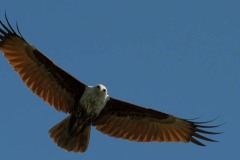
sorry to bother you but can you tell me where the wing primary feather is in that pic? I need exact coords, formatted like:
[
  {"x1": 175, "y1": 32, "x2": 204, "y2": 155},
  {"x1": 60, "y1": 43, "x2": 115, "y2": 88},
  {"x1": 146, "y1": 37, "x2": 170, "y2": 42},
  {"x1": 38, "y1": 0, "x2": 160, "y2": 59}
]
[
  {"x1": 0, "y1": 24, "x2": 8, "y2": 35},
  {"x1": 0, "y1": 26, "x2": 7, "y2": 35},
  {"x1": 16, "y1": 21, "x2": 24, "y2": 39},
  {"x1": 184, "y1": 117, "x2": 201, "y2": 121},
  {"x1": 193, "y1": 133, "x2": 218, "y2": 142},
  {"x1": 195, "y1": 123, "x2": 224, "y2": 128},
  {"x1": 192, "y1": 117, "x2": 221, "y2": 124},
  {"x1": 194, "y1": 123, "x2": 225, "y2": 128},
  {"x1": 195, "y1": 128, "x2": 222, "y2": 135},
  {"x1": 4, "y1": 13, "x2": 16, "y2": 34},
  {"x1": 0, "y1": 20, "x2": 11, "y2": 34},
  {"x1": 191, "y1": 137, "x2": 206, "y2": 146}
]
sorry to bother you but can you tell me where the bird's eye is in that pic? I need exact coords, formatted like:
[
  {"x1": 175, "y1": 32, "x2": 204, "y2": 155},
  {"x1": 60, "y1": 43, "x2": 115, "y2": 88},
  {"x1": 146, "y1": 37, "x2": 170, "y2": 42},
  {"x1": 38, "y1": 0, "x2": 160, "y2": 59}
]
[
  {"x1": 97, "y1": 85, "x2": 101, "y2": 89},
  {"x1": 102, "y1": 89, "x2": 106, "y2": 92}
]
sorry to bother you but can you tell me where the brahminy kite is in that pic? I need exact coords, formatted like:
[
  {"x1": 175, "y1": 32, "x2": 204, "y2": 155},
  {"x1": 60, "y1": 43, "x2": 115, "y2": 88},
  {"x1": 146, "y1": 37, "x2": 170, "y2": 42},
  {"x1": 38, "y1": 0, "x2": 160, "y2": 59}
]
[{"x1": 0, "y1": 16, "x2": 221, "y2": 153}]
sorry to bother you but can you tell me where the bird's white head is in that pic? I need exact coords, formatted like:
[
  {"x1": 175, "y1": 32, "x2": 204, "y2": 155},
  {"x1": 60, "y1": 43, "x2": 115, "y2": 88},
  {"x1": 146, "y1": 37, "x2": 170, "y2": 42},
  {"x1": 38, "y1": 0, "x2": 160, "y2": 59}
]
[
  {"x1": 95, "y1": 84, "x2": 108, "y2": 94},
  {"x1": 85, "y1": 84, "x2": 108, "y2": 98}
]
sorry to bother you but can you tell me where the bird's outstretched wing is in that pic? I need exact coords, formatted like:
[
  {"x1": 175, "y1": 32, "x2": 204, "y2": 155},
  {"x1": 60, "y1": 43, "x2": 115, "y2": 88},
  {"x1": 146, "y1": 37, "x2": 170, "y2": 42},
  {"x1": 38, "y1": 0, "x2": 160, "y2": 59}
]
[
  {"x1": 93, "y1": 98, "x2": 220, "y2": 146},
  {"x1": 0, "y1": 17, "x2": 86, "y2": 113}
]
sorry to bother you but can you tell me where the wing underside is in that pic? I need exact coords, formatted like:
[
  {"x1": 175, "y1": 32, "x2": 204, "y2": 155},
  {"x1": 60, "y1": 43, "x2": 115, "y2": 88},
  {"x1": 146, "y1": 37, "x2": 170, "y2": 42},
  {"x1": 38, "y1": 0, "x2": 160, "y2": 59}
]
[
  {"x1": 93, "y1": 98, "x2": 221, "y2": 146},
  {"x1": 0, "y1": 16, "x2": 86, "y2": 113}
]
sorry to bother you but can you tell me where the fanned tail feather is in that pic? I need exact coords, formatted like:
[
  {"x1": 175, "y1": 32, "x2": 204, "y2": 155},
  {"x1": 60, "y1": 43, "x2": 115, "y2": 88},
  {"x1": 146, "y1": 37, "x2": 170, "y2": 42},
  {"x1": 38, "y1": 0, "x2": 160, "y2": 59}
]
[{"x1": 49, "y1": 115, "x2": 91, "y2": 153}]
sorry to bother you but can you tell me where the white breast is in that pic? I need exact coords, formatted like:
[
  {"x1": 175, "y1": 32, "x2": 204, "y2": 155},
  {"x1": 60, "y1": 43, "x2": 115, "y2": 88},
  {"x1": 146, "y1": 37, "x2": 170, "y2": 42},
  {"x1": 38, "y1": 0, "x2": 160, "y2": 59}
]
[{"x1": 79, "y1": 86, "x2": 109, "y2": 116}]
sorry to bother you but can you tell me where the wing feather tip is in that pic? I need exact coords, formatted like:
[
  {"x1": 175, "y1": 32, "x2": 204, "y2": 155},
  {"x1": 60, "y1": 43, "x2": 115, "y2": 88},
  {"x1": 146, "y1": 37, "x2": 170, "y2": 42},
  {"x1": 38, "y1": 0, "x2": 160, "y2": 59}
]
[
  {"x1": 193, "y1": 133, "x2": 218, "y2": 142},
  {"x1": 191, "y1": 137, "x2": 206, "y2": 146},
  {"x1": 184, "y1": 117, "x2": 222, "y2": 146}
]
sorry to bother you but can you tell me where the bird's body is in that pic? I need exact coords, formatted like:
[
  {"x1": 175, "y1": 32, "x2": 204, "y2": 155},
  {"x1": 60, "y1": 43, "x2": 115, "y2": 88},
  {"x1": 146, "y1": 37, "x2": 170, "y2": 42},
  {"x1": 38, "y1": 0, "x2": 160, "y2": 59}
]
[
  {"x1": 0, "y1": 16, "x2": 221, "y2": 153},
  {"x1": 80, "y1": 85, "x2": 109, "y2": 117},
  {"x1": 49, "y1": 85, "x2": 109, "y2": 152}
]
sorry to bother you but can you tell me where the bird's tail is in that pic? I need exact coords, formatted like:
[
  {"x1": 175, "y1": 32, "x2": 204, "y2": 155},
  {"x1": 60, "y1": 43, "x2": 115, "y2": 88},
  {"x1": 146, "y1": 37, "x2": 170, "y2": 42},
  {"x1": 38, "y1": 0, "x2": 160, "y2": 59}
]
[{"x1": 49, "y1": 115, "x2": 91, "y2": 153}]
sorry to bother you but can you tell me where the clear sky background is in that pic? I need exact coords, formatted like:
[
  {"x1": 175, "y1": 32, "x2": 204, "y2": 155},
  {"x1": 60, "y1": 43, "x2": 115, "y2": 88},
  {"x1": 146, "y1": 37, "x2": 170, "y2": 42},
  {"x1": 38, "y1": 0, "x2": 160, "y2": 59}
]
[{"x1": 0, "y1": 0, "x2": 239, "y2": 160}]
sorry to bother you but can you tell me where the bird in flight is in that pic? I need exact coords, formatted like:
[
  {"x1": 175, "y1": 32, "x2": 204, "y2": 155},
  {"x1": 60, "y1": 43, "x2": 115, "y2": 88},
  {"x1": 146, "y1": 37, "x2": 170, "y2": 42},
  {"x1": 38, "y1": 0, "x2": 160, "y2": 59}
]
[{"x1": 0, "y1": 16, "x2": 221, "y2": 153}]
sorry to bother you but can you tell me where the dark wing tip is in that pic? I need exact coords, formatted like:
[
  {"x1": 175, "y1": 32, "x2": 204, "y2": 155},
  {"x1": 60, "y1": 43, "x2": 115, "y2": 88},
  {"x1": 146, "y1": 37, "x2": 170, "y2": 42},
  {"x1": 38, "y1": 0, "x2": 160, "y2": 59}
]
[
  {"x1": 184, "y1": 116, "x2": 221, "y2": 124},
  {"x1": 0, "y1": 14, "x2": 14, "y2": 40},
  {"x1": 191, "y1": 137, "x2": 206, "y2": 146},
  {"x1": 0, "y1": 13, "x2": 24, "y2": 42},
  {"x1": 195, "y1": 128, "x2": 223, "y2": 135},
  {"x1": 187, "y1": 118, "x2": 223, "y2": 146},
  {"x1": 4, "y1": 12, "x2": 16, "y2": 34},
  {"x1": 195, "y1": 123, "x2": 224, "y2": 128},
  {"x1": 16, "y1": 21, "x2": 24, "y2": 39},
  {"x1": 193, "y1": 133, "x2": 219, "y2": 142},
  {"x1": 0, "y1": 20, "x2": 9, "y2": 36}
]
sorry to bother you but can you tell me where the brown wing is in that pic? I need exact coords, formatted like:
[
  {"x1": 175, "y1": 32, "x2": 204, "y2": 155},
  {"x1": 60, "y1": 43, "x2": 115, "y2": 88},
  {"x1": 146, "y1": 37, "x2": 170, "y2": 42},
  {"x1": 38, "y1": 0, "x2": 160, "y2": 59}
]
[
  {"x1": 0, "y1": 18, "x2": 86, "y2": 113},
  {"x1": 93, "y1": 98, "x2": 220, "y2": 146}
]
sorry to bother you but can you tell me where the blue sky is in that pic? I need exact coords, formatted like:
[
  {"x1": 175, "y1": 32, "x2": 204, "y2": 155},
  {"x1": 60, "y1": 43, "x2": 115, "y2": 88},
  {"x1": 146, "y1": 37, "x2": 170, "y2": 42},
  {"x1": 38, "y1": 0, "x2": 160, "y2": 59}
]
[{"x1": 0, "y1": 0, "x2": 238, "y2": 159}]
